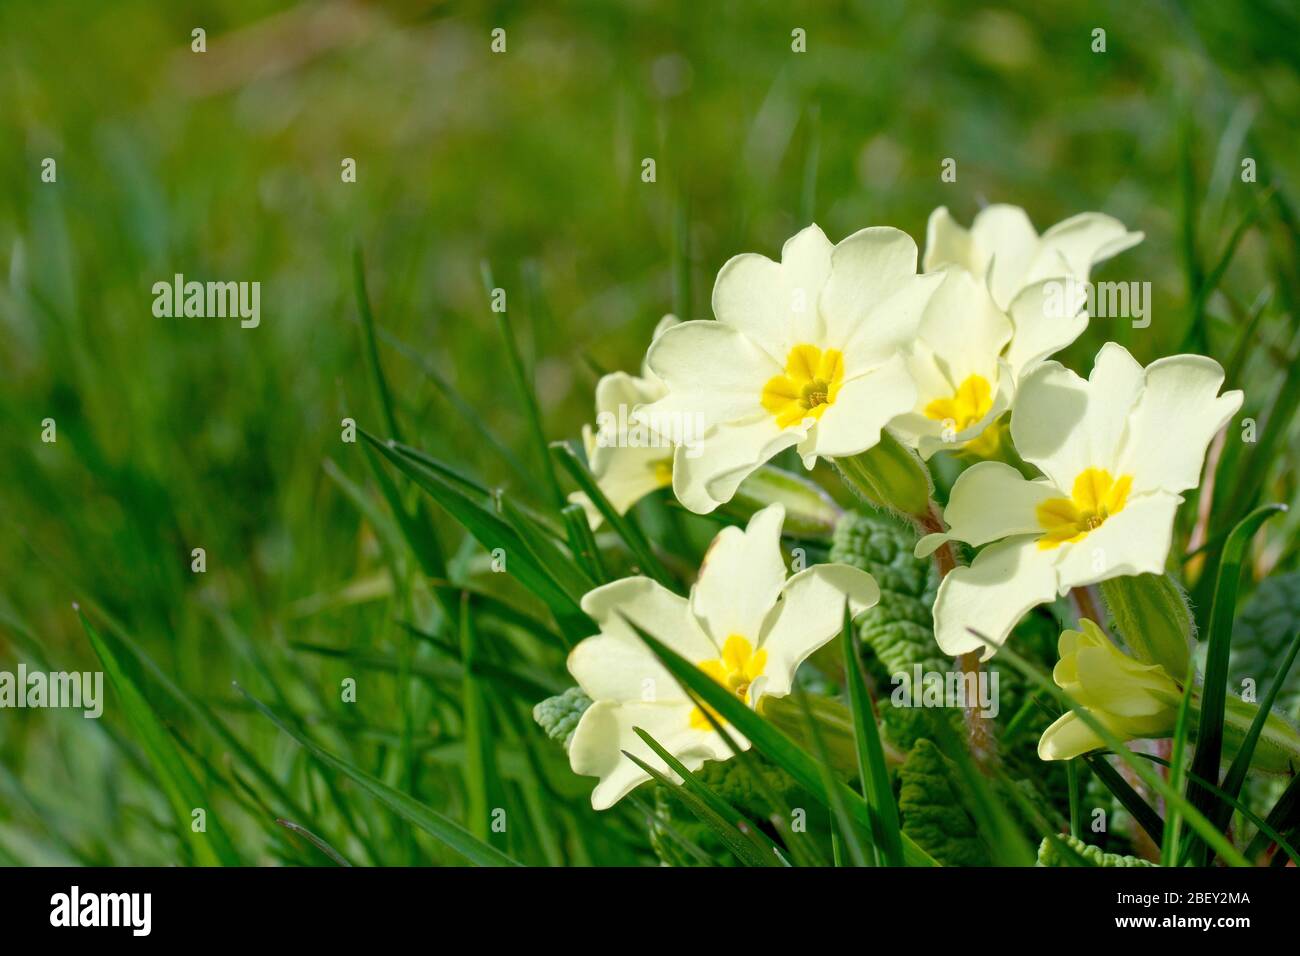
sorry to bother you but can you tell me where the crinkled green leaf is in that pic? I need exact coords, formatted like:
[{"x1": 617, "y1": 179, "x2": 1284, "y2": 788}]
[{"x1": 1037, "y1": 835, "x2": 1156, "y2": 868}]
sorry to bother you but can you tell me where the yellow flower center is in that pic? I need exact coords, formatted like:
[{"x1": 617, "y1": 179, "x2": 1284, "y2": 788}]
[
  {"x1": 761, "y1": 344, "x2": 844, "y2": 428},
  {"x1": 689, "y1": 634, "x2": 767, "y2": 730},
  {"x1": 1036, "y1": 468, "x2": 1133, "y2": 550},
  {"x1": 923, "y1": 374, "x2": 994, "y2": 432},
  {"x1": 651, "y1": 458, "x2": 673, "y2": 486}
]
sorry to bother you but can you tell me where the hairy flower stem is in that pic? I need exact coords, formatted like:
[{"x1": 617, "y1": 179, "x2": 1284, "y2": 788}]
[
  {"x1": 915, "y1": 503, "x2": 995, "y2": 770},
  {"x1": 1071, "y1": 585, "x2": 1106, "y2": 629},
  {"x1": 837, "y1": 443, "x2": 995, "y2": 769}
]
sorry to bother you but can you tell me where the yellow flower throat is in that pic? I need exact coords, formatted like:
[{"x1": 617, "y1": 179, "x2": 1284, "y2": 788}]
[
  {"x1": 761, "y1": 344, "x2": 844, "y2": 428},
  {"x1": 923, "y1": 374, "x2": 993, "y2": 432},
  {"x1": 690, "y1": 635, "x2": 766, "y2": 730},
  {"x1": 1036, "y1": 468, "x2": 1133, "y2": 549}
]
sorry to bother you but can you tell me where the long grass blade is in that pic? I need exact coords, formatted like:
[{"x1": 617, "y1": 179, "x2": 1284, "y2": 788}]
[
  {"x1": 840, "y1": 603, "x2": 903, "y2": 865},
  {"x1": 80, "y1": 609, "x2": 241, "y2": 866},
  {"x1": 1185, "y1": 503, "x2": 1285, "y2": 864},
  {"x1": 236, "y1": 683, "x2": 521, "y2": 866}
]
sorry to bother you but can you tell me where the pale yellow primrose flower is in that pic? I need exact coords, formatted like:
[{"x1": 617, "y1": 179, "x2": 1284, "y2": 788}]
[
  {"x1": 924, "y1": 203, "x2": 1144, "y2": 312},
  {"x1": 887, "y1": 266, "x2": 1014, "y2": 459},
  {"x1": 570, "y1": 316, "x2": 680, "y2": 529},
  {"x1": 1038, "y1": 619, "x2": 1181, "y2": 761},
  {"x1": 922, "y1": 205, "x2": 1142, "y2": 400},
  {"x1": 566, "y1": 503, "x2": 878, "y2": 809},
  {"x1": 920, "y1": 342, "x2": 1242, "y2": 660},
  {"x1": 636, "y1": 224, "x2": 943, "y2": 514}
]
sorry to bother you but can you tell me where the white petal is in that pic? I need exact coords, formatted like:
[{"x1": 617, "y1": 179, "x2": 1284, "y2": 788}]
[
  {"x1": 923, "y1": 206, "x2": 977, "y2": 274},
  {"x1": 585, "y1": 443, "x2": 672, "y2": 519},
  {"x1": 1028, "y1": 212, "x2": 1143, "y2": 285},
  {"x1": 1011, "y1": 343, "x2": 1144, "y2": 489},
  {"x1": 578, "y1": 576, "x2": 716, "y2": 666},
  {"x1": 1117, "y1": 354, "x2": 1243, "y2": 496},
  {"x1": 756, "y1": 564, "x2": 880, "y2": 698},
  {"x1": 801, "y1": 354, "x2": 917, "y2": 461},
  {"x1": 584, "y1": 372, "x2": 673, "y2": 523},
  {"x1": 969, "y1": 204, "x2": 1039, "y2": 308},
  {"x1": 916, "y1": 267, "x2": 1012, "y2": 380},
  {"x1": 569, "y1": 700, "x2": 733, "y2": 809},
  {"x1": 710, "y1": 225, "x2": 832, "y2": 361},
  {"x1": 938, "y1": 461, "x2": 1063, "y2": 547},
  {"x1": 593, "y1": 370, "x2": 665, "y2": 418},
  {"x1": 567, "y1": 633, "x2": 679, "y2": 704},
  {"x1": 820, "y1": 227, "x2": 927, "y2": 348},
  {"x1": 671, "y1": 417, "x2": 803, "y2": 514},
  {"x1": 1052, "y1": 492, "x2": 1181, "y2": 589},
  {"x1": 642, "y1": 320, "x2": 780, "y2": 426},
  {"x1": 640, "y1": 314, "x2": 682, "y2": 383},
  {"x1": 690, "y1": 504, "x2": 788, "y2": 644},
  {"x1": 839, "y1": 273, "x2": 944, "y2": 370},
  {"x1": 932, "y1": 536, "x2": 1060, "y2": 659},
  {"x1": 1004, "y1": 279, "x2": 1089, "y2": 379}
]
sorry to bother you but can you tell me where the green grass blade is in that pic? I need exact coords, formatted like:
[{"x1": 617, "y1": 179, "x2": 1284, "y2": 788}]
[
  {"x1": 562, "y1": 502, "x2": 609, "y2": 584},
  {"x1": 353, "y1": 244, "x2": 403, "y2": 441},
  {"x1": 551, "y1": 440, "x2": 676, "y2": 589},
  {"x1": 481, "y1": 259, "x2": 565, "y2": 508},
  {"x1": 459, "y1": 593, "x2": 508, "y2": 848},
  {"x1": 495, "y1": 489, "x2": 596, "y2": 600},
  {"x1": 80, "y1": 609, "x2": 241, "y2": 866},
  {"x1": 1244, "y1": 772, "x2": 1300, "y2": 863},
  {"x1": 371, "y1": 321, "x2": 532, "y2": 481},
  {"x1": 792, "y1": 682, "x2": 870, "y2": 866},
  {"x1": 362, "y1": 430, "x2": 594, "y2": 636},
  {"x1": 1137, "y1": 757, "x2": 1300, "y2": 867},
  {"x1": 1185, "y1": 503, "x2": 1286, "y2": 864},
  {"x1": 632, "y1": 727, "x2": 783, "y2": 865},
  {"x1": 624, "y1": 614, "x2": 938, "y2": 866},
  {"x1": 1162, "y1": 655, "x2": 1197, "y2": 866},
  {"x1": 1179, "y1": 189, "x2": 1272, "y2": 352},
  {"x1": 1082, "y1": 754, "x2": 1165, "y2": 847},
  {"x1": 276, "y1": 819, "x2": 354, "y2": 866},
  {"x1": 840, "y1": 603, "x2": 903, "y2": 866},
  {"x1": 236, "y1": 682, "x2": 522, "y2": 866},
  {"x1": 1066, "y1": 760, "x2": 1081, "y2": 840},
  {"x1": 1212, "y1": 629, "x2": 1300, "y2": 836},
  {"x1": 622, "y1": 753, "x2": 773, "y2": 866}
]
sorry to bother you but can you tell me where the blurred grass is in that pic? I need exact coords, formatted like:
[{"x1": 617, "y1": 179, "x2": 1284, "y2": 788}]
[{"x1": 1, "y1": 0, "x2": 1299, "y2": 864}]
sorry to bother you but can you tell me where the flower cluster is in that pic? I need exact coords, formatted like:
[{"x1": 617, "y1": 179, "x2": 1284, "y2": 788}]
[{"x1": 564, "y1": 202, "x2": 1246, "y2": 807}]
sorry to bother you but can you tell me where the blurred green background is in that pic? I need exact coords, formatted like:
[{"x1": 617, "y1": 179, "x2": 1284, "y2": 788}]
[{"x1": 2, "y1": 0, "x2": 1298, "y2": 865}]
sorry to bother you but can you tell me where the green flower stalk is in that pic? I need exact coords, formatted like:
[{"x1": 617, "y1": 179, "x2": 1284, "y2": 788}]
[
  {"x1": 1214, "y1": 693, "x2": 1300, "y2": 775},
  {"x1": 724, "y1": 464, "x2": 843, "y2": 538},
  {"x1": 834, "y1": 431, "x2": 933, "y2": 520}
]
